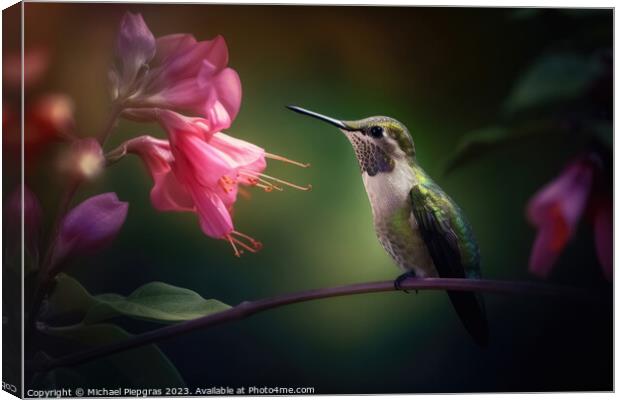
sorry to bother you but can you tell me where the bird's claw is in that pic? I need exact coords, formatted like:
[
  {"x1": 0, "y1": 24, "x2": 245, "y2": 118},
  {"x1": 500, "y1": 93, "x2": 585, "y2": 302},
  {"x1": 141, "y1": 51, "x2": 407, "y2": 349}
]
[{"x1": 394, "y1": 272, "x2": 417, "y2": 294}]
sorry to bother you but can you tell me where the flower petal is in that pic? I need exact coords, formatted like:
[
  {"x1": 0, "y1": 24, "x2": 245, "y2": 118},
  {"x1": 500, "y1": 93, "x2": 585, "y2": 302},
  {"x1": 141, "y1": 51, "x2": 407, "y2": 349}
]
[
  {"x1": 190, "y1": 185, "x2": 234, "y2": 239},
  {"x1": 116, "y1": 12, "x2": 155, "y2": 93},
  {"x1": 145, "y1": 39, "x2": 215, "y2": 94},
  {"x1": 155, "y1": 78, "x2": 205, "y2": 112},
  {"x1": 156, "y1": 109, "x2": 214, "y2": 140},
  {"x1": 196, "y1": 35, "x2": 229, "y2": 76},
  {"x1": 172, "y1": 132, "x2": 234, "y2": 188},
  {"x1": 151, "y1": 170, "x2": 195, "y2": 212},
  {"x1": 152, "y1": 33, "x2": 197, "y2": 67},
  {"x1": 529, "y1": 204, "x2": 571, "y2": 278},
  {"x1": 121, "y1": 135, "x2": 194, "y2": 212},
  {"x1": 209, "y1": 132, "x2": 266, "y2": 184},
  {"x1": 201, "y1": 67, "x2": 242, "y2": 130},
  {"x1": 526, "y1": 158, "x2": 594, "y2": 277},
  {"x1": 527, "y1": 160, "x2": 593, "y2": 229},
  {"x1": 125, "y1": 135, "x2": 173, "y2": 178}
]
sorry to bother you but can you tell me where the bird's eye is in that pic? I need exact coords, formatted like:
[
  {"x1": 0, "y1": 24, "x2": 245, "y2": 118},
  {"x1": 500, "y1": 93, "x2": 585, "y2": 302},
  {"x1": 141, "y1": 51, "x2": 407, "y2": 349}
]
[{"x1": 370, "y1": 126, "x2": 383, "y2": 138}]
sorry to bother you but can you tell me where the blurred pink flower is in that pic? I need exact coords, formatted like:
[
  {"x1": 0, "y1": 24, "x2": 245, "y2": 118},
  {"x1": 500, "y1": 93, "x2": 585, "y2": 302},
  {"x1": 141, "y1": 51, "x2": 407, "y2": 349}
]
[
  {"x1": 5, "y1": 185, "x2": 43, "y2": 255},
  {"x1": 3, "y1": 47, "x2": 75, "y2": 164},
  {"x1": 592, "y1": 195, "x2": 612, "y2": 280},
  {"x1": 526, "y1": 155, "x2": 611, "y2": 280},
  {"x1": 60, "y1": 138, "x2": 105, "y2": 180},
  {"x1": 29, "y1": 94, "x2": 76, "y2": 141},
  {"x1": 111, "y1": 12, "x2": 241, "y2": 132},
  {"x1": 51, "y1": 193, "x2": 129, "y2": 270},
  {"x1": 3, "y1": 48, "x2": 49, "y2": 90}
]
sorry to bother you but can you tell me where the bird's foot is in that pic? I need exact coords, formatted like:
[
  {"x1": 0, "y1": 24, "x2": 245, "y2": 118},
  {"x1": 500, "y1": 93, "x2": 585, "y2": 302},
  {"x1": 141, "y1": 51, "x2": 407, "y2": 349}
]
[{"x1": 394, "y1": 271, "x2": 418, "y2": 294}]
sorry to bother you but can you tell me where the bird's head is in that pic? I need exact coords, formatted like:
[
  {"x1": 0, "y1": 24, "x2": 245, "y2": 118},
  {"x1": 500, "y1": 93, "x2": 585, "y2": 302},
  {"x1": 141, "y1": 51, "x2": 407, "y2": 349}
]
[{"x1": 287, "y1": 106, "x2": 415, "y2": 176}]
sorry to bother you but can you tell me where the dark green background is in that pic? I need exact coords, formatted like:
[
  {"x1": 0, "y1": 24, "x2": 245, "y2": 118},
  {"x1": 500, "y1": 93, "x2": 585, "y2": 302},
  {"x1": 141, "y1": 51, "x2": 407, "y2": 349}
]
[{"x1": 22, "y1": 4, "x2": 612, "y2": 393}]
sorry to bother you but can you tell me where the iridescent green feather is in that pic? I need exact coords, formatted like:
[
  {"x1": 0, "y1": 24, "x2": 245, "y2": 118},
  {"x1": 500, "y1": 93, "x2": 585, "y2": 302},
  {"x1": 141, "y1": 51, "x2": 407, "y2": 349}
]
[
  {"x1": 410, "y1": 166, "x2": 481, "y2": 278},
  {"x1": 410, "y1": 165, "x2": 487, "y2": 345}
]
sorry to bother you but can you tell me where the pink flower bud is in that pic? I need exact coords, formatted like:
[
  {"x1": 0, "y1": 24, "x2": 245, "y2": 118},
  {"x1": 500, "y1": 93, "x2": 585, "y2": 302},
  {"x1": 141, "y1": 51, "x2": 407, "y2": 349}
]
[
  {"x1": 60, "y1": 138, "x2": 105, "y2": 180},
  {"x1": 51, "y1": 193, "x2": 128, "y2": 270},
  {"x1": 30, "y1": 94, "x2": 75, "y2": 140},
  {"x1": 3, "y1": 48, "x2": 49, "y2": 91}
]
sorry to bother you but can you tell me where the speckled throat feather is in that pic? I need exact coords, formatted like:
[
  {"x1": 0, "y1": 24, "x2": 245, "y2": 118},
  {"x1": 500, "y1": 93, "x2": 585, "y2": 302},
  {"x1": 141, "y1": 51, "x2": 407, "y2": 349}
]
[{"x1": 346, "y1": 134, "x2": 395, "y2": 176}]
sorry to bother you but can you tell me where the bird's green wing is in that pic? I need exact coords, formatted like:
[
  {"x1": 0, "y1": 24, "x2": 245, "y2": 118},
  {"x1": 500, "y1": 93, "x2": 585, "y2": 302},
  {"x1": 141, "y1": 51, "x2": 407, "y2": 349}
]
[
  {"x1": 409, "y1": 184, "x2": 468, "y2": 278},
  {"x1": 409, "y1": 179, "x2": 481, "y2": 276},
  {"x1": 409, "y1": 184, "x2": 488, "y2": 345}
]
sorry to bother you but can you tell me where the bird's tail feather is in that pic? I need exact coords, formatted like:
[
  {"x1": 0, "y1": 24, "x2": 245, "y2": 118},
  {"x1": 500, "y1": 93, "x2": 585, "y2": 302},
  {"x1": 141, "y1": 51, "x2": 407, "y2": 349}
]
[{"x1": 447, "y1": 290, "x2": 489, "y2": 347}]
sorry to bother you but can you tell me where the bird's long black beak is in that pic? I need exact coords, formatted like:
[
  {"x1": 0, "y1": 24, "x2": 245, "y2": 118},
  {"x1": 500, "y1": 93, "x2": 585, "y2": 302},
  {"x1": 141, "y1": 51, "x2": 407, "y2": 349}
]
[{"x1": 287, "y1": 105, "x2": 353, "y2": 131}]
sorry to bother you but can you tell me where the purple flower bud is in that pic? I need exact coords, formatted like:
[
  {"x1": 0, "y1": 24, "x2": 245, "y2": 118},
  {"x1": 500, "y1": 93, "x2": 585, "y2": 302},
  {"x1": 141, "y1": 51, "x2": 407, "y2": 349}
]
[
  {"x1": 112, "y1": 12, "x2": 156, "y2": 99},
  {"x1": 51, "y1": 193, "x2": 128, "y2": 270},
  {"x1": 4, "y1": 185, "x2": 43, "y2": 254}
]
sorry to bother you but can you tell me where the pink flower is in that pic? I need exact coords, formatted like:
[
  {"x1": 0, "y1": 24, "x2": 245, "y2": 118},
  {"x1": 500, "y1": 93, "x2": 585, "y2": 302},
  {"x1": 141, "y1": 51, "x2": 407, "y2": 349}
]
[
  {"x1": 111, "y1": 13, "x2": 241, "y2": 132},
  {"x1": 526, "y1": 154, "x2": 611, "y2": 280},
  {"x1": 115, "y1": 110, "x2": 310, "y2": 256},
  {"x1": 51, "y1": 193, "x2": 129, "y2": 271},
  {"x1": 108, "y1": 13, "x2": 310, "y2": 256}
]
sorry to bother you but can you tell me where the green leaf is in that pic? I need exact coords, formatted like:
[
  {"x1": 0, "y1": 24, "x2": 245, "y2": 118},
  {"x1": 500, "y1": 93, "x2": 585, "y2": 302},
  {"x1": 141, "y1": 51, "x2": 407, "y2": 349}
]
[
  {"x1": 504, "y1": 53, "x2": 602, "y2": 114},
  {"x1": 443, "y1": 126, "x2": 512, "y2": 174},
  {"x1": 85, "y1": 282, "x2": 231, "y2": 324},
  {"x1": 443, "y1": 121, "x2": 563, "y2": 174},
  {"x1": 46, "y1": 274, "x2": 230, "y2": 325},
  {"x1": 44, "y1": 274, "x2": 96, "y2": 322},
  {"x1": 42, "y1": 323, "x2": 185, "y2": 388}
]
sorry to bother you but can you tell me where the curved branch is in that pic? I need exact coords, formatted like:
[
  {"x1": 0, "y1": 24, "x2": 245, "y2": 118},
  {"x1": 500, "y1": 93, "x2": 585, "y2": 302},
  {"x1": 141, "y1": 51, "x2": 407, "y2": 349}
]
[{"x1": 28, "y1": 278, "x2": 602, "y2": 373}]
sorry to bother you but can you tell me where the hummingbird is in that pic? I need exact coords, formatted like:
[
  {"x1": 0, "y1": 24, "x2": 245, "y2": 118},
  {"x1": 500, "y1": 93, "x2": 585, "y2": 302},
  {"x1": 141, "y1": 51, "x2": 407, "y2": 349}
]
[{"x1": 288, "y1": 105, "x2": 488, "y2": 346}]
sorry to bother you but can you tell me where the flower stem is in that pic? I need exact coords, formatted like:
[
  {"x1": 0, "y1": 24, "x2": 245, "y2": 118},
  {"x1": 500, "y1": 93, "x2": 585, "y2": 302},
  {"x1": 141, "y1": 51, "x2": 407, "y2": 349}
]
[
  {"x1": 28, "y1": 102, "x2": 124, "y2": 329},
  {"x1": 27, "y1": 177, "x2": 81, "y2": 329},
  {"x1": 97, "y1": 102, "x2": 123, "y2": 146},
  {"x1": 27, "y1": 277, "x2": 603, "y2": 373}
]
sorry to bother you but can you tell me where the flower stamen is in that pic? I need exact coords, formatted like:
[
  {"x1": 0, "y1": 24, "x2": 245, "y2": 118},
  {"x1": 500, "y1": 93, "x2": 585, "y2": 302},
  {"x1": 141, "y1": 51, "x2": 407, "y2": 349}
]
[
  {"x1": 226, "y1": 234, "x2": 242, "y2": 257},
  {"x1": 240, "y1": 171, "x2": 282, "y2": 192},
  {"x1": 241, "y1": 170, "x2": 311, "y2": 192},
  {"x1": 254, "y1": 176, "x2": 284, "y2": 191},
  {"x1": 226, "y1": 230, "x2": 262, "y2": 257},
  {"x1": 219, "y1": 175, "x2": 237, "y2": 193},
  {"x1": 265, "y1": 152, "x2": 310, "y2": 168}
]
